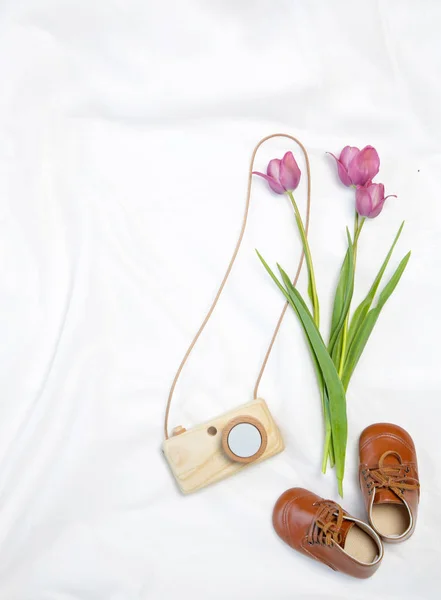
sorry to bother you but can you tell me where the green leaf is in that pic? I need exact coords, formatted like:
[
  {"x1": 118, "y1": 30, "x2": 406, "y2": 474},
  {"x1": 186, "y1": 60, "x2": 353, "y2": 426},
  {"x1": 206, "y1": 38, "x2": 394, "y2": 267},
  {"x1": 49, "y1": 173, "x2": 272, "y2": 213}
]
[
  {"x1": 276, "y1": 264, "x2": 347, "y2": 496},
  {"x1": 278, "y1": 268, "x2": 331, "y2": 472},
  {"x1": 257, "y1": 250, "x2": 347, "y2": 493},
  {"x1": 346, "y1": 222, "x2": 405, "y2": 352},
  {"x1": 341, "y1": 251, "x2": 411, "y2": 390},
  {"x1": 329, "y1": 252, "x2": 349, "y2": 354},
  {"x1": 331, "y1": 333, "x2": 344, "y2": 371},
  {"x1": 255, "y1": 251, "x2": 321, "y2": 385},
  {"x1": 256, "y1": 250, "x2": 292, "y2": 300},
  {"x1": 287, "y1": 192, "x2": 320, "y2": 326},
  {"x1": 328, "y1": 229, "x2": 354, "y2": 360},
  {"x1": 322, "y1": 387, "x2": 335, "y2": 470}
]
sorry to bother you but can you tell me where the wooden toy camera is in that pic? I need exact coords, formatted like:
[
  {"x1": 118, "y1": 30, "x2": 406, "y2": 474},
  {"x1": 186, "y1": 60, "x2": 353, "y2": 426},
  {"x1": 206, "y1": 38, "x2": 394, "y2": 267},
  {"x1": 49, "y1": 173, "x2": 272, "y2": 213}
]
[{"x1": 163, "y1": 398, "x2": 284, "y2": 494}]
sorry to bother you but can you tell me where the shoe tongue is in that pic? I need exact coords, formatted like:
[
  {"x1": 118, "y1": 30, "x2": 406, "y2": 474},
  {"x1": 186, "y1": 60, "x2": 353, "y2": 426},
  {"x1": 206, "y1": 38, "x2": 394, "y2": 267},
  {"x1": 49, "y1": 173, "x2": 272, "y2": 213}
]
[
  {"x1": 374, "y1": 489, "x2": 403, "y2": 506},
  {"x1": 339, "y1": 519, "x2": 355, "y2": 548}
]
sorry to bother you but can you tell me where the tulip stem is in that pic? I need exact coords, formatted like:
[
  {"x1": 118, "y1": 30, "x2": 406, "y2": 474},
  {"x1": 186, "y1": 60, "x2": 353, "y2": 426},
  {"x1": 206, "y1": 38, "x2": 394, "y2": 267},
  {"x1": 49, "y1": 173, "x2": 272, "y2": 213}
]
[
  {"x1": 338, "y1": 214, "x2": 365, "y2": 377},
  {"x1": 287, "y1": 192, "x2": 320, "y2": 328}
]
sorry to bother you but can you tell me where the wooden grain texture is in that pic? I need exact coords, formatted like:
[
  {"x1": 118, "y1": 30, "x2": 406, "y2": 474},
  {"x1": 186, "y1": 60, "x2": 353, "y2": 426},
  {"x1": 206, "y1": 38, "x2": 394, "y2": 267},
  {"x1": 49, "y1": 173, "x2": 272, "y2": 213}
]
[{"x1": 163, "y1": 398, "x2": 284, "y2": 494}]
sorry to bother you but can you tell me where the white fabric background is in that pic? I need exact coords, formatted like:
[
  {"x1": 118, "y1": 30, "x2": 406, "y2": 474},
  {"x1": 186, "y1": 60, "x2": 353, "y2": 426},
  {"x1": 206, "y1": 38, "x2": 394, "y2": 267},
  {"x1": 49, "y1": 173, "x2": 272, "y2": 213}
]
[{"x1": 0, "y1": 0, "x2": 440, "y2": 598}]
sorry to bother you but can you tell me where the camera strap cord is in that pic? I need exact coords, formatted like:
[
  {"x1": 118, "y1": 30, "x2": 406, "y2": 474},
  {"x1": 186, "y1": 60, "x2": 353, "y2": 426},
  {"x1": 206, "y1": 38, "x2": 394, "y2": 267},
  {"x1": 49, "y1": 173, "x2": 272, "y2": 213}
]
[{"x1": 164, "y1": 134, "x2": 312, "y2": 440}]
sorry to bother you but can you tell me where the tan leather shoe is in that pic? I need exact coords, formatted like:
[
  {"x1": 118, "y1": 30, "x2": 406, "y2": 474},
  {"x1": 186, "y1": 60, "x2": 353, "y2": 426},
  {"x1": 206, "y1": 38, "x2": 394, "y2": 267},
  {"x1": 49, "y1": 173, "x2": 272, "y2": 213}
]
[
  {"x1": 273, "y1": 488, "x2": 383, "y2": 579},
  {"x1": 359, "y1": 423, "x2": 420, "y2": 543}
]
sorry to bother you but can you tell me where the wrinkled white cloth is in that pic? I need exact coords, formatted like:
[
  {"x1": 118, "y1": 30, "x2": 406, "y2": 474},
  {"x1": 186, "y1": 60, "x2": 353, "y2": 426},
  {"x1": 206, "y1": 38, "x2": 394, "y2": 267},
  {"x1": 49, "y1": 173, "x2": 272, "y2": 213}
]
[{"x1": 0, "y1": 1, "x2": 439, "y2": 598}]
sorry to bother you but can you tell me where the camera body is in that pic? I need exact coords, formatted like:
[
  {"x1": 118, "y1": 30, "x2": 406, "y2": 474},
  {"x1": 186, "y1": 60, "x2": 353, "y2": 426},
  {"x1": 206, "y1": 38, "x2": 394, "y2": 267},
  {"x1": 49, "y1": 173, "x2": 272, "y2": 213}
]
[{"x1": 163, "y1": 398, "x2": 284, "y2": 494}]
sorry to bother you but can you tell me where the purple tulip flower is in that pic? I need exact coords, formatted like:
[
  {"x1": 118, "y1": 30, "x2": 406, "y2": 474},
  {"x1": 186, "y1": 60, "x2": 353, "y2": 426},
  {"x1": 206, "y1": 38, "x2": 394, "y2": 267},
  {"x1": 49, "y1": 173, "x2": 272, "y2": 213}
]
[
  {"x1": 356, "y1": 183, "x2": 396, "y2": 218},
  {"x1": 253, "y1": 151, "x2": 301, "y2": 194},
  {"x1": 330, "y1": 145, "x2": 380, "y2": 187}
]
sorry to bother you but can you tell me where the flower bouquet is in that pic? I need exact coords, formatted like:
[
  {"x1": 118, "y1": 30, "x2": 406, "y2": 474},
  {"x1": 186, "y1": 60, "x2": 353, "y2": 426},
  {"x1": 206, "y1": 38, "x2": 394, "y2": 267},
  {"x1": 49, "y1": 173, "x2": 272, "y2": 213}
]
[{"x1": 254, "y1": 145, "x2": 410, "y2": 495}]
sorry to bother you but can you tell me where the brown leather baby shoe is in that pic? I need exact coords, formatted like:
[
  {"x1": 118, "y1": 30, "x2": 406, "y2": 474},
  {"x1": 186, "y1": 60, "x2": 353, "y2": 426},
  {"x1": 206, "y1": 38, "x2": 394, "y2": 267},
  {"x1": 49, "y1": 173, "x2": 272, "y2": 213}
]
[
  {"x1": 273, "y1": 488, "x2": 383, "y2": 578},
  {"x1": 359, "y1": 423, "x2": 420, "y2": 543}
]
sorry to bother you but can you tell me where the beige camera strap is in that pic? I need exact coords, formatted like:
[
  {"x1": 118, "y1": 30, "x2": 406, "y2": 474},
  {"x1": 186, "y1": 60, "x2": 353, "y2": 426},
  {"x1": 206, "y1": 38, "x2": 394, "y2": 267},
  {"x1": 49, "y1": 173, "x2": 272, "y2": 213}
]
[{"x1": 164, "y1": 133, "x2": 311, "y2": 440}]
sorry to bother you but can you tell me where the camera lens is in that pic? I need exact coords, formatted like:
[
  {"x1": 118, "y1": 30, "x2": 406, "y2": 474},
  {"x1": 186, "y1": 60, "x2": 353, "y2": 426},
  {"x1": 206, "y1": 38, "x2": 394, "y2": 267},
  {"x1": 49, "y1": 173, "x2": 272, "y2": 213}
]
[
  {"x1": 222, "y1": 416, "x2": 268, "y2": 463},
  {"x1": 228, "y1": 423, "x2": 262, "y2": 458}
]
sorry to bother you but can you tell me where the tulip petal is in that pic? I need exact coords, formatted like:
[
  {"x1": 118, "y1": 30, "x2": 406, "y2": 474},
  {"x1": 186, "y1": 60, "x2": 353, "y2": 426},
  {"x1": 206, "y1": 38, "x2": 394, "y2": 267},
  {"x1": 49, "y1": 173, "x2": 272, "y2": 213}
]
[
  {"x1": 368, "y1": 200, "x2": 386, "y2": 218},
  {"x1": 279, "y1": 151, "x2": 301, "y2": 191},
  {"x1": 356, "y1": 183, "x2": 391, "y2": 218},
  {"x1": 369, "y1": 192, "x2": 396, "y2": 218},
  {"x1": 349, "y1": 145, "x2": 380, "y2": 187},
  {"x1": 355, "y1": 186, "x2": 373, "y2": 217},
  {"x1": 329, "y1": 153, "x2": 352, "y2": 187},
  {"x1": 369, "y1": 183, "x2": 384, "y2": 211},
  {"x1": 336, "y1": 161, "x2": 352, "y2": 187},
  {"x1": 267, "y1": 158, "x2": 281, "y2": 181},
  {"x1": 252, "y1": 171, "x2": 285, "y2": 194},
  {"x1": 339, "y1": 146, "x2": 360, "y2": 170}
]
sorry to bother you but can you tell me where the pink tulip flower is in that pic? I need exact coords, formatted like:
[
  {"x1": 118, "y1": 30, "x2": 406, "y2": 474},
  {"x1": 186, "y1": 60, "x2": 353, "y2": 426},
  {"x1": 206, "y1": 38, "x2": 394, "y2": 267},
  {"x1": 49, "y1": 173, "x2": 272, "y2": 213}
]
[
  {"x1": 253, "y1": 151, "x2": 301, "y2": 194},
  {"x1": 330, "y1": 145, "x2": 380, "y2": 187},
  {"x1": 355, "y1": 183, "x2": 396, "y2": 218}
]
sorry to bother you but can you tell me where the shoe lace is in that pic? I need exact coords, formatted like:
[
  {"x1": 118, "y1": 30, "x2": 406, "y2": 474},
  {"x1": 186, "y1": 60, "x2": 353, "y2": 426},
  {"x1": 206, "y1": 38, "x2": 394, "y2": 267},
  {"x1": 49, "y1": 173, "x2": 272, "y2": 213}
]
[
  {"x1": 361, "y1": 451, "x2": 420, "y2": 499},
  {"x1": 307, "y1": 500, "x2": 345, "y2": 547}
]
